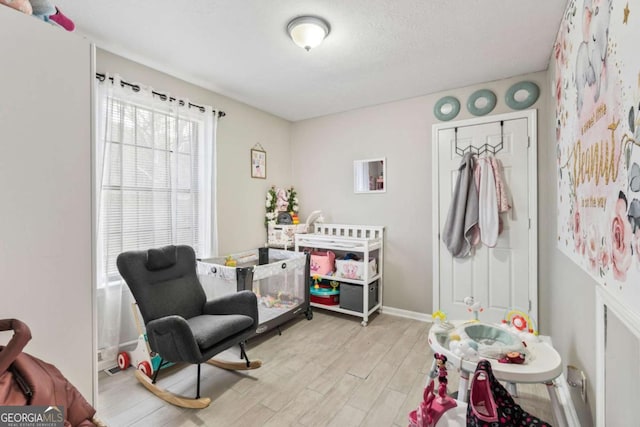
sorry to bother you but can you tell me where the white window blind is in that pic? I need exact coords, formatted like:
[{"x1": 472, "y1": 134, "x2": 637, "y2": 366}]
[{"x1": 100, "y1": 98, "x2": 203, "y2": 281}]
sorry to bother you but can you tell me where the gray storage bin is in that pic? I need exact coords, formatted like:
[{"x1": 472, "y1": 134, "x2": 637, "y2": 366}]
[{"x1": 339, "y1": 281, "x2": 378, "y2": 313}]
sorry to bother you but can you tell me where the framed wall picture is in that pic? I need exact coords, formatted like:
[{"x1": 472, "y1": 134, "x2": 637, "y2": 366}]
[{"x1": 251, "y1": 148, "x2": 266, "y2": 179}]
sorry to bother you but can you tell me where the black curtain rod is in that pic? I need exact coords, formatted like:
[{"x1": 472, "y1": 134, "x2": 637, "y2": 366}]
[{"x1": 95, "y1": 73, "x2": 226, "y2": 118}]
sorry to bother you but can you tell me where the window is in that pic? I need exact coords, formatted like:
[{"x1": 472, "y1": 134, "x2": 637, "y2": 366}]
[
  {"x1": 94, "y1": 74, "x2": 217, "y2": 363},
  {"x1": 99, "y1": 98, "x2": 205, "y2": 283}
]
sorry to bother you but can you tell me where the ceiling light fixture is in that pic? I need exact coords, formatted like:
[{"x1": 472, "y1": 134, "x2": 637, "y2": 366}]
[{"x1": 287, "y1": 16, "x2": 330, "y2": 51}]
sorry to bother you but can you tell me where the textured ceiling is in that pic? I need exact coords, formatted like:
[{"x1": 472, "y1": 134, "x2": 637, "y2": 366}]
[{"x1": 54, "y1": 0, "x2": 568, "y2": 121}]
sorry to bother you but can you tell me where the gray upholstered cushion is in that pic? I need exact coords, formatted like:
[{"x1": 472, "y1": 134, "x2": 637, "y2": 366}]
[
  {"x1": 187, "y1": 314, "x2": 254, "y2": 350},
  {"x1": 117, "y1": 245, "x2": 206, "y2": 322},
  {"x1": 143, "y1": 276, "x2": 204, "y2": 320},
  {"x1": 146, "y1": 245, "x2": 177, "y2": 271}
]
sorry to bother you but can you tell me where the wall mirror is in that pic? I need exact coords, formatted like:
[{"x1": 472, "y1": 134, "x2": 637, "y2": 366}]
[{"x1": 354, "y1": 158, "x2": 386, "y2": 193}]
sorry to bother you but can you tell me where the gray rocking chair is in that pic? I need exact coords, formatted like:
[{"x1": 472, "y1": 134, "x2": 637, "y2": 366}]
[{"x1": 116, "y1": 245, "x2": 262, "y2": 408}]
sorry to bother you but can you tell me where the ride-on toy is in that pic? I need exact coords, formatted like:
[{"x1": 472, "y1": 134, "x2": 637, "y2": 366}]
[{"x1": 116, "y1": 303, "x2": 172, "y2": 377}]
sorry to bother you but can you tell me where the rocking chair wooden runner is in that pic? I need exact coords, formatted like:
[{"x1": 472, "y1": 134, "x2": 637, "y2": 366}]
[{"x1": 116, "y1": 245, "x2": 262, "y2": 409}]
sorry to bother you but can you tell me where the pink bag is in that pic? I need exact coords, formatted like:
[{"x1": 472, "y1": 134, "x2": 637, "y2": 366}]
[
  {"x1": 467, "y1": 360, "x2": 552, "y2": 427},
  {"x1": 310, "y1": 250, "x2": 335, "y2": 275}
]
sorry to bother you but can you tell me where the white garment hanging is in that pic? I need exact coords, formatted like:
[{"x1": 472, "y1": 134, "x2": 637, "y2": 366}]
[{"x1": 478, "y1": 158, "x2": 499, "y2": 247}]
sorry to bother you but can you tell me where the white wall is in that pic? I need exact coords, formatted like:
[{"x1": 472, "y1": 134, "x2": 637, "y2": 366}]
[
  {"x1": 0, "y1": 7, "x2": 94, "y2": 402},
  {"x1": 291, "y1": 71, "x2": 548, "y2": 315}
]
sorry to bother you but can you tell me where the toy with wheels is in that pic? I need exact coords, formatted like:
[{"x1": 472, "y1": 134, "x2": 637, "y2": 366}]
[
  {"x1": 116, "y1": 304, "x2": 172, "y2": 377},
  {"x1": 117, "y1": 333, "x2": 163, "y2": 377}
]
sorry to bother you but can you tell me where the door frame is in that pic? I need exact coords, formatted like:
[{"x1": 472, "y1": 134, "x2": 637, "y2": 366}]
[{"x1": 431, "y1": 109, "x2": 538, "y2": 321}]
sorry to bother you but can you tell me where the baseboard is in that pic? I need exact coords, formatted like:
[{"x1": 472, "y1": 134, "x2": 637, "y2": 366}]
[
  {"x1": 381, "y1": 305, "x2": 432, "y2": 322},
  {"x1": 97, "y1": 338, "x2": 137, "y2": 372},
  {"x1": 97, "y1": 358, "x2": 117, "y2": 372}
]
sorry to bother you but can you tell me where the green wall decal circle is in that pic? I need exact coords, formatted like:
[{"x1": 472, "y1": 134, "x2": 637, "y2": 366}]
[
  {"x1": 505, "y1": 81, "x2": 540, "y2": 110},
  {"x1": 467, "y1": 89, "x2": 497, "y2": 116},
  {"x1": 433, "y1": 96, "x2": 460, "y2": 121}
]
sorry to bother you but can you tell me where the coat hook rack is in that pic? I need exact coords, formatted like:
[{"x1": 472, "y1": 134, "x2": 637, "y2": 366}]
[{"x1": 454, "y1": 121, "x2": 504, "y2": 157}]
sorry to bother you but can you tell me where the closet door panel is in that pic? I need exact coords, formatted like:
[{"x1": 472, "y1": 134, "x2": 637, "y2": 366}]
[
  {"x1": 488, "y1": 247, "x2": 513, "y2": 308},
  {"x1": 451, "y1": 257, "x2": 473, "y2": 302},
  {"x1": 435, "y1": 115, "x2": 533, "y2": 323}
]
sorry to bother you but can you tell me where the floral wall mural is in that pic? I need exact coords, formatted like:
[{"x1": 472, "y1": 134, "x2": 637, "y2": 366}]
[{"x1": 556, "y1": 0, "x2": 640, "y2": 305}]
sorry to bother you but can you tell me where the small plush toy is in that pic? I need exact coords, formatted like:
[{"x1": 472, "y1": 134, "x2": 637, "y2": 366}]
[
  {"x1": 28, "y1": 0, "x2": 54, "y2": 18},
  {"x1": 448, "y1": 339, "x2": 479, "y2": 360},
  {"x1": 463, "y1": 296, "x2": 484, "y2": 321},
  {"x1": 0, "y1": 0, "x2": 33, "y2": 14},
  {"x1": 33, "y1": 0, "x2": 75, "y2": 31},
  {"x1": 24, "y1": 0, "x2": 75, "y2": 31},
  {"x1": 275, "y1": 188, "x2": 288, "y2": 212}
]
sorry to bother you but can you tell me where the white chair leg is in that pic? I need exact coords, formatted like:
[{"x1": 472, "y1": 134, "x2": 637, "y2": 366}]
[{"x1": 546, "y1": 380, "x2": 567, "y2": 427}]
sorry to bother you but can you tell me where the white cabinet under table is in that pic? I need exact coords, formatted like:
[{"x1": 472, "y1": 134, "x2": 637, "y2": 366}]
[{"x1": 295, "y1": 224, "x2": 384, "y2": 326}]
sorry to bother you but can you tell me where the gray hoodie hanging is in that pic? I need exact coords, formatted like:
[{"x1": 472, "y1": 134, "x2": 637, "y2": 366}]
[{"x1": 442, "y1": 152, "x2": 479, "y2": 257}]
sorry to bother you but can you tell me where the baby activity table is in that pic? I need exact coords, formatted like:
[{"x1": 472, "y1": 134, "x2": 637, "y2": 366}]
[{"x1": 427, "y1": 320, "x2": 567, "y2": 427}]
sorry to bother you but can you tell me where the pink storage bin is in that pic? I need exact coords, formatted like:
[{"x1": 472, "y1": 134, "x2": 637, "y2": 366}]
[{"x1": 310, "y1": 250, "x2": 335, "y2": 275}]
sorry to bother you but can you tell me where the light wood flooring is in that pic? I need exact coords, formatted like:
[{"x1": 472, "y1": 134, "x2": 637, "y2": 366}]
[{"x1": 97, "y1": 311, "x2": 554, "y2": 426}]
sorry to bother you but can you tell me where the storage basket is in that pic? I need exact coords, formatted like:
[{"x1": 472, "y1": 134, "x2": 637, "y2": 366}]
[
  {"x1": 339, "y1": 281, "x2": 378, "y2": 313},
  {"x1": 267, "y1": 224, "x2": 307, "y2": 248},
  {"x1": 335, "y1": 257, "x2": 377, "y2": 280},
  {"x1": 310, "y1": 250, "x2": 335, "y2": 275}
]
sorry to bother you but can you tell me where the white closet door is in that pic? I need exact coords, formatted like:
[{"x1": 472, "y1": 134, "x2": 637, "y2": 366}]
[{"x1": 433, "y1": 112, "x2": 536, "y2": 324}]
